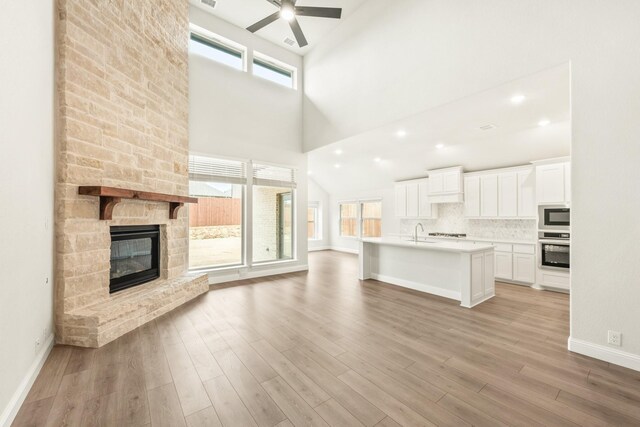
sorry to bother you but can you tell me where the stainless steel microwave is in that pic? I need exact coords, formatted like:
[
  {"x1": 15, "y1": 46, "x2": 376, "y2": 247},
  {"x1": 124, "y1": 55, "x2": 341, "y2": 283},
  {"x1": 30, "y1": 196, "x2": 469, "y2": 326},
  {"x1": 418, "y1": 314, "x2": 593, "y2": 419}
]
[{"x1": 538, "y1": 205, "x2": 570, "y2": 231}]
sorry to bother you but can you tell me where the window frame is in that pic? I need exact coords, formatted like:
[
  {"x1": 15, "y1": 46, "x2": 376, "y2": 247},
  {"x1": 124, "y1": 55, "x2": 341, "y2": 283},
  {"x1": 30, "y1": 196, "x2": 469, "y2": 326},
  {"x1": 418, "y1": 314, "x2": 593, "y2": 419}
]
[
  {"x1": 339, "y1": 201, "x2": 359, "y2": 238},
  {"x1": 189, "y1": 24, "x2": 248, "y2": 71},
  {"x1": 308, "y1": 202, "x2": 321, "y2": 241},
  {"x1": 252, "y1": 51, "x2": 298, "y2": 90},
  {"x1": 360, "y1": 200, "x2": 383, "y2": 238}
]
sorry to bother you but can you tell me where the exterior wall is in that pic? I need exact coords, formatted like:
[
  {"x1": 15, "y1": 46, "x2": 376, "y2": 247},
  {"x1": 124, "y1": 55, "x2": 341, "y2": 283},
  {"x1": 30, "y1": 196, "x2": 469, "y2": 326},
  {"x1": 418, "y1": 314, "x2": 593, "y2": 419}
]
[{"x1": 55, "y1": 0, "x2": 194, "y2": 346}]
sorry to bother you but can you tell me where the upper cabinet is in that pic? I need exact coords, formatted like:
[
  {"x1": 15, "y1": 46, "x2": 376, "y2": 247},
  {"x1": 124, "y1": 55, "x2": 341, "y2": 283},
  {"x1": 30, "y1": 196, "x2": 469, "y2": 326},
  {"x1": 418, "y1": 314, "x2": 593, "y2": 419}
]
[
  {"x1": 394, "y1": 178, "x2": 438, "y2": 219},
  {"x1": 427, "y1": 166, "x2": 464, "y2": 203},
  {"x1": 464, "y1": 165, "x2": 536, "y2": 219},
  {"x1": 535, "y1": 161, "x2": 571, "y2": 204}
]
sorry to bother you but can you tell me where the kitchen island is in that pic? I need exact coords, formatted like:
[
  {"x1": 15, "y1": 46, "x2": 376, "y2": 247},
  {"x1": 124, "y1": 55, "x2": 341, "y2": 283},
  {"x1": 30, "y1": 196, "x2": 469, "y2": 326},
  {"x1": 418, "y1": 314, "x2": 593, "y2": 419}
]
[{"x1": 359, "y1": 237, "x2": 495, "y2": 308}]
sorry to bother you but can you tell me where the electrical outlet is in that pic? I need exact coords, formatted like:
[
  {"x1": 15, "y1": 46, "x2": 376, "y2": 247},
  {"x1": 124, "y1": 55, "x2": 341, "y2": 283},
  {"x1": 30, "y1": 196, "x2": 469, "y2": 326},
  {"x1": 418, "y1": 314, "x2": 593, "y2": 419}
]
[
  {"x1": 35, "y1": 337, "x2": 41, "y2": 355},
  {"x1": 608, "y1": 330, "x2": 622, "y2": 346}
]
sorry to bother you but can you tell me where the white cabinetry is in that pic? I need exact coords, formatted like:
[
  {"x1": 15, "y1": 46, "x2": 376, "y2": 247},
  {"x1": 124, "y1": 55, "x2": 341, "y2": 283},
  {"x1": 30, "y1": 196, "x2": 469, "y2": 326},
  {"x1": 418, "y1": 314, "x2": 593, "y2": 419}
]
[
  {"x1": 464, "y1": 166, "x2": 536, "y2": 219},
  {"x1": 394, "y1": 179, "x2": 438, "y2": 219},
  {"x1": 498, "y1": 172, "x2": 518, "y2": 217},
  {"x1": 480, "y1": 175, "x2": 498, "y2": 217},
  {"x1": 536, "y1": 162, "x2": 571, "y2": 204},
  {"x1": 427, "y1": 166, "x2": 464, "y2": 203},
  {"x1": 464, "y1": 176, "x2": 480, "y2": 217},
  {"x1": 490, "y1": 242, "x2": 536, "y2": 284}
]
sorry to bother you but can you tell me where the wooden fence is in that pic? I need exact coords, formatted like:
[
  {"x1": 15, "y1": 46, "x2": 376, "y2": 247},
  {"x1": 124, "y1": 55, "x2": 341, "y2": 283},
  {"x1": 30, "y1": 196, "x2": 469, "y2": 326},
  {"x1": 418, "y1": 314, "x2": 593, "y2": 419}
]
[{"x1": 189, "y1": 198, "x2": 242, "y2": 227}]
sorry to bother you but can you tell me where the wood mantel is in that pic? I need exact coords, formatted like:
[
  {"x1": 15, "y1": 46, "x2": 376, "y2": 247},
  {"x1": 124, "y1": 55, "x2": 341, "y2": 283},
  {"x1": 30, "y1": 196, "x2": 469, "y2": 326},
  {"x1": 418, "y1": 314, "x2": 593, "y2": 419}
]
[{"x1": 78, "y1": 186, "x2": 198, "y2": 220}]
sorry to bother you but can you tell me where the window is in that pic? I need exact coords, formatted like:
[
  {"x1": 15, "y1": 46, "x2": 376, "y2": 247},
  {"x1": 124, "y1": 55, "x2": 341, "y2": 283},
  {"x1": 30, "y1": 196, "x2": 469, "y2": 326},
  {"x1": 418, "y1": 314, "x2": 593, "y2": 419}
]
[
  {"x1": 361, "y1": 201, "x2": 382, "y2": 237},
  {"x1": 253, "y1": 52, "x2": 296, "y2": 89},
  {"x1": 308, "y1": 203, "x2": 320, "y2": 240},
  {"x1": 188, "y1": 156, "x2": 246, "y2": 269},
  {"x1": 339, "y1": 203, "x2": 358, "y2": 237},
  {"x1": 189, "y1": 26, "x2": 245, "y2": 71},
  {"x1": 252, "y1": 163, "x2": 297, "y2": 263}
]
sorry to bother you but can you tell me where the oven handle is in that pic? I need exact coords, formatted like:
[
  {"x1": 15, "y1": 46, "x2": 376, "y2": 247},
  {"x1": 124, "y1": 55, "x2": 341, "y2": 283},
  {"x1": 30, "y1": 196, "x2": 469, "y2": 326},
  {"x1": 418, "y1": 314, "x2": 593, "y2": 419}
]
[{"x1": 539, "y1": 239, "x2": 570, "y2": 245}]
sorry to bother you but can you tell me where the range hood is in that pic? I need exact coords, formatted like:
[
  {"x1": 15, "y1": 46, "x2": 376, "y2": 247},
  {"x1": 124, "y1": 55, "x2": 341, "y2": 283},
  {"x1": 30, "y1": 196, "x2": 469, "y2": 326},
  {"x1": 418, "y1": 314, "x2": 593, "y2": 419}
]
[{"x1": 427, "y1": 166, "x2": 464, "y2": 203}]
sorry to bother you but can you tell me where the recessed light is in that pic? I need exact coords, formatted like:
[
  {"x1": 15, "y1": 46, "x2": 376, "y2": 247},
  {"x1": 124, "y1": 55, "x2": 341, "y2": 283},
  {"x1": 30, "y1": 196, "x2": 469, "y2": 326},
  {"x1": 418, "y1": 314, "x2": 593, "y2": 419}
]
[
  {"x1": 396, "y1": 130, "x2": 407, "y2": 138},
  {"x1": 307, "y1": 170, "x2": 312, "y2": 175},
  {"x1": 511, "y1": 94, "x2": 526, "y2": 104},
  {"x1": 334, "y1": 164, "x2": 340, "y2": 168},
  {"x1": 436, "y1": 143, "x2": 445, "y2": 149},
  {"x1": 280, "y1": 5, "x2": 295, "y2": 21},
  {"x1": 538, "y1": 119, "x2": 551, "y2": 127},
  {"x1": 334, "y1": 149, "x2": 343, "y2": 155},
  {"x1": 374, "y1": 157, "x2": 381, "y2": 162}
]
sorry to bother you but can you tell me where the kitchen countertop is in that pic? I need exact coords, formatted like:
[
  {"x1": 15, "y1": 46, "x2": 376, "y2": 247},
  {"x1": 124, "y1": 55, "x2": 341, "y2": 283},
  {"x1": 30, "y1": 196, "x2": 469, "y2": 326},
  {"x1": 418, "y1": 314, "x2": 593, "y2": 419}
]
[
  {"x1": 361, "y1": 237, "x2": 495, "y2": 254},
  {"x1": 391, "y1": 234, "x2": 537, "y2": 245}
]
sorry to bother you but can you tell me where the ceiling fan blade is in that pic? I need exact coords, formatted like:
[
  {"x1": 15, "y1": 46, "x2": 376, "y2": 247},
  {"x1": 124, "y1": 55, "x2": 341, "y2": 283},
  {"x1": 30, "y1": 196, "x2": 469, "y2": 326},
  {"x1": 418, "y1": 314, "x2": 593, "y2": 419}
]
[
  {"x1": 294, "y1": 6, "x2": 342, "y2": 19},
  {"x1": 247, "y1": 11, "x2": 281, "y2": 33},
  {"x1": 289, "y1": 17, "x2": 308, "y2": 47},
  {"x1": 263, "y1": 0, "x2": 282, "y2": 7}
]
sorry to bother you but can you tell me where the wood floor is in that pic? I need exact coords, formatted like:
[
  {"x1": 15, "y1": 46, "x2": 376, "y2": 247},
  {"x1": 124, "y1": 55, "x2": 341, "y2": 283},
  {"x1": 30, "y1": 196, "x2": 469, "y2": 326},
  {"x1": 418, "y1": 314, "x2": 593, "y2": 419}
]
[{"x1": 13, "y1": 251, "x2": 640, "y2": 427}]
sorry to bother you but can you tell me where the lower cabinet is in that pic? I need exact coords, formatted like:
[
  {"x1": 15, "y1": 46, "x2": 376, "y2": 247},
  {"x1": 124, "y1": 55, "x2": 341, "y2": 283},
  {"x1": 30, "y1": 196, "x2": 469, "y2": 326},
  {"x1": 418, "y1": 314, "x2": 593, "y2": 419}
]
[
  {"x1": 490, "y1": 243, "x2": 536, "y2": 285},
  {"x1": 470, "y1": 251, "x2": 495, "y2": 304},
  {"x1": 513, "y1": 253, "x2": 536, "y2": 283},
  {"x1": 495, "y1": 252, "x2": 513, "y2": 280}
]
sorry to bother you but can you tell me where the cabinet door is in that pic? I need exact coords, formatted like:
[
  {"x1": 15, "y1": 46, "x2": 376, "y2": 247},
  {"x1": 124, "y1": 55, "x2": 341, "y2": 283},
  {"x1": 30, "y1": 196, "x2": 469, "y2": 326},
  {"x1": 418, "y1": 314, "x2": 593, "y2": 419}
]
[
  {"x1": 443, "y1": 171, "x2": 460, "y2": 193},
  {"x1": 536, "y1": 164, "x2": 565, "y2": 204},
  {"x1": 494, "y1": 252, "x2": 513, "y2": 280},
  {"x1": 418, "y1": 180, "x2": 433, "y2": 218},
  {"x1": 429, "y1": 173, "x2": 443, "y2": 194},
  {"x1": 564, "y1": 162, "x2": 571, "y2": 203},
  {"x1": 471, "y1": 253, "x2": 485, "y2": 301},
  {"x1": 498, "y1": 172, "x2": 518, "y2": 217},
  {"x1": 406, "y1": 183, "x2": 419, "y2": 217},
  {"x1": 517, "y1": 169, "x2": 536, "y2": 217},
  {"x1": 394, "y1": 184, "x2": 407, "y2": 217},
  {"x1": 513, "y1": 253, "x2": 536, "y2": 283},
  {"x1": 484, "y1": 252, "x2": 495, "y2": 296},
  {"x1": 464, "y1": 176, "x2": 481, "y2": 217},
  {"x1": 481, "y1": 175, "x2": 498, "y2": 217}
]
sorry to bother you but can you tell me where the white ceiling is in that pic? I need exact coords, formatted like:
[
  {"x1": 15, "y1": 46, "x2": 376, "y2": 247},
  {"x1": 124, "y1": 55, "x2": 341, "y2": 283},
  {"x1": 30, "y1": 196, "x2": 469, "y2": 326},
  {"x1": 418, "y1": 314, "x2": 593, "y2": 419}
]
[
  {"x1": 189, "y1": 0, "x2": 368, "y2": 55},
  {"x1": 308, "y1": 63, "x2": 571, "y2": 196}
]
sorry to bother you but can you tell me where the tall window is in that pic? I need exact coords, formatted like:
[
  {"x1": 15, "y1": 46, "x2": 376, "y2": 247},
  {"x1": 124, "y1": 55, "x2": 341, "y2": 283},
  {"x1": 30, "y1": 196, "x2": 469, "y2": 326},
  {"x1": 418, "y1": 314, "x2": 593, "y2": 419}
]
[
  {"x1": 339, "y1": 203, "x2": 359, "y2": 237},
  {"x1": 308, "y1": 202, "x2": 320, "y2": 240},
  {"x1": 361, "y1": 201, "x2": 382, "y2": 237},
  {"x1": 189, "y1": 26, "x2": 245, "y2": 71},
  {"x1": 253, "y1": 52, "x2": 296, "y2": 89},
  {"x1": 188, "y1": 156, "x2": 246, "y2": 269},
  {"x1": 252, "y1": 163, "x2": 296, "y2": 263}
]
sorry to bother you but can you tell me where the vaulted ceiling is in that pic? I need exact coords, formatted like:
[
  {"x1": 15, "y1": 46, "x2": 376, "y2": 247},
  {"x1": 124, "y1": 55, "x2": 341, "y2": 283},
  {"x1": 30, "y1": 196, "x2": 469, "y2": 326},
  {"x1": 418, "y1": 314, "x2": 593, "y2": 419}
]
[{"x1": 189, "y1": 0, "x2": 369, "y2": 54}]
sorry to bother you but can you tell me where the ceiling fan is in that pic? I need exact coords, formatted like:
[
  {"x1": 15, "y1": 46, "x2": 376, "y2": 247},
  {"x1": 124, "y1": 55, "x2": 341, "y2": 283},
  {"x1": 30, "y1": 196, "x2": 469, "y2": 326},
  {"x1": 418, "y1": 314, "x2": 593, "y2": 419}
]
[{"x1": 246, "y1": 0, "x2": 343, "y2": 47}]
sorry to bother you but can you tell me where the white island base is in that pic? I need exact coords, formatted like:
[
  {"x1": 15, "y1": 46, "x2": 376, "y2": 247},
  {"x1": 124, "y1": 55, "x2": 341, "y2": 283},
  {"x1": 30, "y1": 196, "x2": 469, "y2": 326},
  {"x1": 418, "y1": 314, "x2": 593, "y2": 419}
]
[{"x1": 359, "y1": 238, "x2": 496, "y2": 308}]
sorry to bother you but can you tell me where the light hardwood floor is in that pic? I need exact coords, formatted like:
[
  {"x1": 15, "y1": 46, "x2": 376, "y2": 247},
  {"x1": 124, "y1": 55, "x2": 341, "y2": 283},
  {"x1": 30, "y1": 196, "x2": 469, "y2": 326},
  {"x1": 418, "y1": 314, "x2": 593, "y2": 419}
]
[{"x1": 13, "y1": 251, "x2": 640, "y2": 426}]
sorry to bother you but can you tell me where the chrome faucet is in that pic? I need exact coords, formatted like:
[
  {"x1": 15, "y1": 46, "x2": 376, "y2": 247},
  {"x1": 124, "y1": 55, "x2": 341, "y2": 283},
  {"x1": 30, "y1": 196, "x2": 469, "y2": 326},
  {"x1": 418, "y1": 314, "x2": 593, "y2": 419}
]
[{"x1": 414, "y1": 223, "x2": 425, "y2": 242}]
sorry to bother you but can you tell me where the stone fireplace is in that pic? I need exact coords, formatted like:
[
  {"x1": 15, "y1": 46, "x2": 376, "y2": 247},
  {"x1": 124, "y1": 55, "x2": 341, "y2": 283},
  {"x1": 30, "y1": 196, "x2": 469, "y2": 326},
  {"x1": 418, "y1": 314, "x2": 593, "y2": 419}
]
[{"x1": 54, "y1": 0, "x2": 207, "y2": 347}]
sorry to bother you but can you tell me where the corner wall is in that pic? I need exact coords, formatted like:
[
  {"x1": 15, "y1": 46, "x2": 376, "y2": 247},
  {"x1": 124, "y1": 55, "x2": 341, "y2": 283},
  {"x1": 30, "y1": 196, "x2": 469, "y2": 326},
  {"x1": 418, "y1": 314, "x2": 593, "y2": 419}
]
[{"x1": 0, "y1": 1, "x2": 55, "y2": 424}]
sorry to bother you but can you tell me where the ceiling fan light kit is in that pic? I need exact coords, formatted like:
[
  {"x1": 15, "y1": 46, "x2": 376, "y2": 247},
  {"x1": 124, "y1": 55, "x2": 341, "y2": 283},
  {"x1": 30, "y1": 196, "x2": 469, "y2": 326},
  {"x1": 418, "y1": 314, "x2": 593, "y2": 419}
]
[{"x1": 246, "y1": 0, "x2": 343, "y2": 47}]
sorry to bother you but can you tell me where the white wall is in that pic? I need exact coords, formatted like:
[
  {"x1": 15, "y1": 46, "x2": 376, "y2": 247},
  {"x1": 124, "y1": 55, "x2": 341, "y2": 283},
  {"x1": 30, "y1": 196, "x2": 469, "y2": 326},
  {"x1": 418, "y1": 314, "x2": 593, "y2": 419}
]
[
  {"x1": 0, "y1": 0, "x2": 55, "y2": 425},
  {"x1": 304, "y1": 0, "x2": 640, "y2": 367},
  {"x1": 308, "y1": 178, "x2": 330, "y2": 250},
  {"x1": 189, "y1": 6, "x2": 308, "y2": 278}
]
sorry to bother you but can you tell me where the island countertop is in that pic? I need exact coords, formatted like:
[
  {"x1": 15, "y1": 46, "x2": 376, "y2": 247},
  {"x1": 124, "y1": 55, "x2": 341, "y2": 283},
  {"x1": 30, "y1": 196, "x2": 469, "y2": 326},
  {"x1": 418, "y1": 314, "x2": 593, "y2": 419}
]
[{"x1": 360, "y1": 237, "x2": 495, "y2": 254}]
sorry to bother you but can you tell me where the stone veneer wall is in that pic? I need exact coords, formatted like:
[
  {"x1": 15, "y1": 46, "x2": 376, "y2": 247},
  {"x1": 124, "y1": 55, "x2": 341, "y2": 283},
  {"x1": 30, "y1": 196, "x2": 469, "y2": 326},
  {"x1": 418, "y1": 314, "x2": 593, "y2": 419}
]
[{"x1": 55, "y1": 0, "x2": 203, "y2": 347}]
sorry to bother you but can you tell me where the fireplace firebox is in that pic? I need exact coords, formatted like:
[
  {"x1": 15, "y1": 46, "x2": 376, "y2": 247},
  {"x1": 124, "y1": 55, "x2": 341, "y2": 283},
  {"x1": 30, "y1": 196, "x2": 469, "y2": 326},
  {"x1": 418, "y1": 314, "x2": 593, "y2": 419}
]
[{"x1": 110, "y1": 225, "x2": 160, "y2": 293}]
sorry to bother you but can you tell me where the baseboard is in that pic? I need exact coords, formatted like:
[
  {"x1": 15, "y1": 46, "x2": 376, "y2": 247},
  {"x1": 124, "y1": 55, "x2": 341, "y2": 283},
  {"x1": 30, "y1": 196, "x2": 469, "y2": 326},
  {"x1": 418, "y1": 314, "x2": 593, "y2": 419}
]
[
  {"x1": 568, "y1": 337, "x2": 640, "y2": 372},
  {"x1": 0, "y1": 334, "x2": 54, "y2": 427},
  {"x1": 370, "y1": 273, "x2": 461, "y2": 302},
  {"x1": 208, "y1": 264, "x2": 309, "y2": 286},
  {"x1": 308, "y1": 246, "x2": 330, "y2": 252},
  {"x1": 328, "y1": 246, "x2": 359, "y2": 254}
]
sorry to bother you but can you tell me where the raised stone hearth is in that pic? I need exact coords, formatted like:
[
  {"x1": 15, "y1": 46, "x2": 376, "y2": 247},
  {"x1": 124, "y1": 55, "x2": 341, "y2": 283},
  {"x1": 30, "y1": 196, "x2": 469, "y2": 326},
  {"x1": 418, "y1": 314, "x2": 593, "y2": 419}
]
[{"x1": 54, "y1": 0, "x2": 204, "y2": 347}]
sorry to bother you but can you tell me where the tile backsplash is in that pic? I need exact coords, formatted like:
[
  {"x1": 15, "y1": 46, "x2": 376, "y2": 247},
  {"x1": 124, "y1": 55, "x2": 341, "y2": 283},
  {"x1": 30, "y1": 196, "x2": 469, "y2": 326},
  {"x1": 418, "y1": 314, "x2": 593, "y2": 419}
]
[{"x1": 400, "y1": 203, "x2": 537, "y2": 242}]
